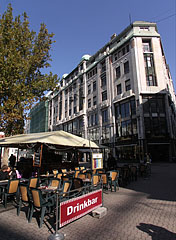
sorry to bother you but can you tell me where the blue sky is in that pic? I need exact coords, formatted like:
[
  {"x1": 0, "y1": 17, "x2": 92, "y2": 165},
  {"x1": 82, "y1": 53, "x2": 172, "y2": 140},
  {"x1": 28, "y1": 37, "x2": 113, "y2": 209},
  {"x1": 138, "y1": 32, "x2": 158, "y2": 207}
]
[{"x1": 0, "y1": 0, "x2": 175, "y2": 90}]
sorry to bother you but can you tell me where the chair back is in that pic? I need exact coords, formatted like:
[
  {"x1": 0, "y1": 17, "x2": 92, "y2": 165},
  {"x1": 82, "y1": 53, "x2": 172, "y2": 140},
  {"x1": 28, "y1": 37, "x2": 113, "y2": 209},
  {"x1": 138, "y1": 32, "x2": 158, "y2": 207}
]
[
  {"x1": 111, "y1": 171, "x2": 118, "y2": 181},
  {"x1": 62, "y1": 176, "x2": 69, "y2": 182},
  {"x1": 92, "y1": 169, "x2": 96, "y2": 175},
  {"x1": 74, "y1": 170, "x2": 80, "y2": 178},
  {"x1": 29, "y1": 177, "x2": 39, "y2": 189},
  {"x1": 56, "y1": 173, "x2": 62, "y2": 179},
  {"x1": 75, "y1": 167, "x2": 79, "y2": 171},
  {"x1": 101, "y1": 173, "x2": 108, "y2": 184},
  {"x1": 49, "y1": 179, "x2": 60, "y2": 189},
  {"x1": 61, "y1": 169, "x2": 67, "y2": 173},
  {"x1": 20, "y1": 184, "x2": 29, "y2": 202},
  {"x1": 62, "y1": 180, "x2": 72, "y2": 197},
  {"x1": 73, "y1": 178, "x2": 83, "y2": 190},
  {"x1": 92, "y1": 174, "x2": 100, "y2": 186},
  {"x1": 31, "y1": 188, "x2": 42, "y2": 208},
  {"x1": 77, "y1": 173, "x2": 86, "y2": 180},
  {"x1": 86, "y1": 172, "x2": 92, "y2": 180},
  {"x1": 96, "y1": 169, "x2": 104, "y2": 174},
  {"x1": 53, "y1": 169, "x2": 58, "y2": 177},
  {"x1": 8, "y1": 179, "x2": 19, "y2": 194},
  {"x1": 80, "y1": 166, "x2": 85, "y2": 171},
  {"x1": 131, "y1": 166, "x2": 137, "y2": 174}
]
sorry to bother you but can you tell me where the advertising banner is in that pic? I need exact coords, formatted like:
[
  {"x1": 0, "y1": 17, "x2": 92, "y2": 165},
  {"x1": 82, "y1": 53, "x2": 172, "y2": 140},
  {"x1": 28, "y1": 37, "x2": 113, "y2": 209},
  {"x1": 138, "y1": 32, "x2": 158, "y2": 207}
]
[
  {"x1": 60, "y1": 189, "x2": 102, "y2": 227},
  {"x1": 92, "y1": 153, "x2": 103, "y2": 170}
]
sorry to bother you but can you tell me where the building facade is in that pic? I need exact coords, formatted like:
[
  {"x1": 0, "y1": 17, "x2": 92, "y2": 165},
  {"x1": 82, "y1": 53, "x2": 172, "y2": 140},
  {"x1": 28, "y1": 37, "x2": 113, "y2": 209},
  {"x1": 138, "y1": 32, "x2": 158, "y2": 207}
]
[
  {"x1": 45, "y1": 21, "x2": 176, "y2": 162},
  {"x1": 29, "y1": 100, "x2": 49, "y2": 133}
]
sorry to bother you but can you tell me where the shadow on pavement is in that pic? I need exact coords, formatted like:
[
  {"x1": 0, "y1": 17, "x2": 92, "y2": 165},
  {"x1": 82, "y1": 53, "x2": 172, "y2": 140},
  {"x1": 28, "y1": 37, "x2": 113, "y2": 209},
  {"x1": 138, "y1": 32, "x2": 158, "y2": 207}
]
[
  {"x1": 137, "y1": 223, "x2": 176, "y2": 240},
  {"x1": 126, "y1": 163, "x2": 176, "y2": 201}
]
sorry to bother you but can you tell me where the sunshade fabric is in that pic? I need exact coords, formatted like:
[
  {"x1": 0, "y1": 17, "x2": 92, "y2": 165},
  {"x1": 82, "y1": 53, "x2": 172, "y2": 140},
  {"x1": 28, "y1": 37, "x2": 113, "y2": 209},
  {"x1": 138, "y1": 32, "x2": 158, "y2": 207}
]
[{"x1": 0, "y1": 130, "x2": 99, "y2": 149}]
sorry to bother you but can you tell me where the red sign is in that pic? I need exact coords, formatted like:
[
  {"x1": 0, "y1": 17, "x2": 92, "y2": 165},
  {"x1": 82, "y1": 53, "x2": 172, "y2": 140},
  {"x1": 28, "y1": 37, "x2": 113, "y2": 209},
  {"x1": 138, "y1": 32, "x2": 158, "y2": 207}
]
[{"x1": 60, "y1": 189, "x2": 102, "y2": 227}]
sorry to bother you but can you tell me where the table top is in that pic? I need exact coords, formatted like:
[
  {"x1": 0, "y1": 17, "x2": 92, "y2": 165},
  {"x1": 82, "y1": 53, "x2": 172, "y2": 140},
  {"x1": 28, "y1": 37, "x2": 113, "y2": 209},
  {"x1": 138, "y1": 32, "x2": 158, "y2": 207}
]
[
  {"x1": 0, "y1": 179, "x2": 8, "y2": 186},
  {"x1": 40, "y1": 174, "x2": 54, "y2": 178},
  {"x1": 38, "y1": 186, "x2": 57, "y2": 192}
]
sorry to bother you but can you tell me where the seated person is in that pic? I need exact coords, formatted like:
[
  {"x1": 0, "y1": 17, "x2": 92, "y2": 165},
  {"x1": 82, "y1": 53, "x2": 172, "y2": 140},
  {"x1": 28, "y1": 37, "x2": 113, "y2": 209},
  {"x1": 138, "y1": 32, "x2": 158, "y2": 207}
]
[{"x1": 0, "y1": 165, "x2": 11, "y2": 180}]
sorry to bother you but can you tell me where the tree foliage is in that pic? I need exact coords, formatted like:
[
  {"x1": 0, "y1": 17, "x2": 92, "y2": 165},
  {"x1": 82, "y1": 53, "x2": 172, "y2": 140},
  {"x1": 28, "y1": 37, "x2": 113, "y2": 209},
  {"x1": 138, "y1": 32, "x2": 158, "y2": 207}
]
[{"x1": 0, "y1": 4, "x2": 59, "y2": 136}]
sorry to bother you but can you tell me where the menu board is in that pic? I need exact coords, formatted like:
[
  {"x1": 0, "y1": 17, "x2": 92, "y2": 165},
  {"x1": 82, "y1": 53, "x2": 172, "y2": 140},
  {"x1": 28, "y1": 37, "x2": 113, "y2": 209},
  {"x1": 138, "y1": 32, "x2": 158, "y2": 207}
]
[
  {"x1": 33, "y1": 145, "x2": 43, "y2": 167},
  {"x1": 92, "y1": 153, "x2": 103, "y2": 170}
]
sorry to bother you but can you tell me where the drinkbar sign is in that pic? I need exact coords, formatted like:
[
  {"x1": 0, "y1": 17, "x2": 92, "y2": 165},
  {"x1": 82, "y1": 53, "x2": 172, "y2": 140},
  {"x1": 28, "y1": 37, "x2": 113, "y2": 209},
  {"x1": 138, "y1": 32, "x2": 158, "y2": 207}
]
[{"x1": 60, "y1": 189, "x2": 102, "y2": 227}]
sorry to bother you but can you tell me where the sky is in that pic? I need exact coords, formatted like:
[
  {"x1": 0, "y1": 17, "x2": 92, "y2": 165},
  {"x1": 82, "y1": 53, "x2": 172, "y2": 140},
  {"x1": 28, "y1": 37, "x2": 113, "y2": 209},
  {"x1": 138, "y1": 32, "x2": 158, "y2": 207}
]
[{"x1": 0, "y1": 0, "x2": 176, "y2": 90}]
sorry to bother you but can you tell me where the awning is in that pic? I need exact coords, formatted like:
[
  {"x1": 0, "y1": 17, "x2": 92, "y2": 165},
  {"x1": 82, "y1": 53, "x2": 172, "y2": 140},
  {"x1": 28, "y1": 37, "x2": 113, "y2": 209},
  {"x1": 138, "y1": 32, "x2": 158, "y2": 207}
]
[{"x1": 0, "y1": 130, "x2": 99, "y2": 149}]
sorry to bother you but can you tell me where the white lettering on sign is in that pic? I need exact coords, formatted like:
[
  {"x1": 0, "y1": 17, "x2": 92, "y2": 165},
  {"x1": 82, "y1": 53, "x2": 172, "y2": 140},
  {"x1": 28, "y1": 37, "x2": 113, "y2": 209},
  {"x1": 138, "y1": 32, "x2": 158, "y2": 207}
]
[{"x1": 67, "y1": 197, "x2": 98, "y2": 216}]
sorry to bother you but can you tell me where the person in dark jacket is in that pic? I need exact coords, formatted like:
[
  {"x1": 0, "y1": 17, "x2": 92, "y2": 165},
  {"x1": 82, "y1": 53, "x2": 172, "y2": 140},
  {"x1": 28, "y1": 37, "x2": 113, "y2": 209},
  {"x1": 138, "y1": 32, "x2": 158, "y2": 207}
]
[{"x1": 0, "y1": 165, "x2": 11, "y2": 180}]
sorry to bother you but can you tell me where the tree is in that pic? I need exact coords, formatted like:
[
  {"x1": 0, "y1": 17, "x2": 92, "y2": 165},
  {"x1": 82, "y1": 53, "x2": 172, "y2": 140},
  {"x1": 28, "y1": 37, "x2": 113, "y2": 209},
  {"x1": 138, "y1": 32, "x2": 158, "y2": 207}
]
[{"x1": 0, "y1": 4, "x2": 59, "y2": 136}]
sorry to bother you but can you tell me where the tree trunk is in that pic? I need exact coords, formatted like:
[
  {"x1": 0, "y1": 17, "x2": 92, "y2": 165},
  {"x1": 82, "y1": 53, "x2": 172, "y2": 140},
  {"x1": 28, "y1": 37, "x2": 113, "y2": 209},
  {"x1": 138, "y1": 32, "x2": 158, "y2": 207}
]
[{"x1": 2, "y1": 147, "x2": 9, "y2": 167}]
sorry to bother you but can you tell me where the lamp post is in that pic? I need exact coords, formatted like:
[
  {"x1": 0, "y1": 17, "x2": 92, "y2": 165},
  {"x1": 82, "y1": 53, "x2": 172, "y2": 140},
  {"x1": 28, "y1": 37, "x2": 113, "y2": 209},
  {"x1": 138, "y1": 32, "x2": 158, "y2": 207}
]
[{"x1": 48, "y1": 190, "x2": 64, "y2": 240}]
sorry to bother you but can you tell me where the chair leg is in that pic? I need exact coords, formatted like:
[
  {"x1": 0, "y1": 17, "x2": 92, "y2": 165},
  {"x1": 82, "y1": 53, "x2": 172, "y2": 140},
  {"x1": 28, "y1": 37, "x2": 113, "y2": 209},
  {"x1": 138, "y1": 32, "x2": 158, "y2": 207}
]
[
  {"x1": 17, "y1": 200, "x2": 22, "y2": 216},
  {"x1": 40, "y1": 207, "x2": 46, "y2": 228},
  {"x1": 4, "y1": 194, "x2": 7, "y2": 208},
  {"x1": 28, "y1": 205, "x2": 34, "y2": 223}
]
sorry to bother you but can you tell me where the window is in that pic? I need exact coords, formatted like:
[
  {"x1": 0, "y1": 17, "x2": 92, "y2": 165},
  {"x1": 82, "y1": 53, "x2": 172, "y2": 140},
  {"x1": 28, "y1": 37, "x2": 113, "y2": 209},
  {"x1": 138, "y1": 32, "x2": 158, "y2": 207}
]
[
  {"x1": 125, "y1": 79, "x2": 131, "y2": 91},
  {"x1": 142, "y1": 39, "x2": 152, "y2": 52},
  {"x1": 95, "y1": 113, "x2": 98, "y2": 125},
  {"x1": 88, "y1": 99, "x2": 91, "y2": 108},
  {"x1": 102, "y1": 90, "x2": 107, "y2": 101},
  {"x1": 116, "y1": 66, "x2": 121, "y2": 79},
  {"x1": 74, "y1": 106, "x2": 77, "y2": 114},
  {"x1": 74, "y1": 94, "x2": 77, "y2": 105},
  {"x1": 93, "y1": 81, "x2": 96, "y2": 91},
  {"x1": 93, "y1": 96, "x2": 97, "y2": 106},
  {"x1": 69, "y1": 109, "x2": 72, "y2": 116},
  {"x1": 88, "y1": 84, "x2": 91, "y2": 95},
  {"x1": 101, "y1": 73, "x2": 106, "y2": 86},
  {"x1": 114, "y1": 52, "x2": 118, "y2": 62},
  {"x1": 130, "y1": 99, "x2": 136, "y2": 115},
  {"x1": 87, "y1": 67, "x2": 97, "y2": 79},
  {"x1": 102, "y1": 109, "x2": 108, "y2": 123},
  {"x1": 147, "y1": 75, "x2": 156, "y2": 86},
  {"x1": 121, "y1": 102, "x2": 130, "y2": 118},
  {"x1": 124, "y1": 61, "x2": 129, "y2": 74},
  {"x1": 101, "y1": 60, "x2": 106, "y2": 73},
  {"x1": 65, "y1": 100, "x2": 67, "y2": 109},
  {"x1": 117, "y1": 84, "x2": 122, "y2": 95}
]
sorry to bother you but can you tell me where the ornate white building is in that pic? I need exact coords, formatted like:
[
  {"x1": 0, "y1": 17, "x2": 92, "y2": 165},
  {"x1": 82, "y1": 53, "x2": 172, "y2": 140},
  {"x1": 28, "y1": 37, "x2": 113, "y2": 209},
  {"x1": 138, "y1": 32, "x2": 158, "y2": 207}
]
[{"x1": 47, "y1": 21, "x2": 176, "y2": 162}]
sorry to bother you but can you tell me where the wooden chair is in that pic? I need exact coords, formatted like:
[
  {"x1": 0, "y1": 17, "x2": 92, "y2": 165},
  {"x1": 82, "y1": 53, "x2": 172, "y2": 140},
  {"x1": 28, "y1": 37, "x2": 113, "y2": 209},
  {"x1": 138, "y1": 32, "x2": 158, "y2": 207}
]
[
  {"x1": 61, "y1": 169, "x2": 67, "y2": 176},
  {"x1": 91, "y1": 174, "x2": 101, "y2": 190},
  {"x1": 52, "y1": 169, "x2": 58, "y2": 177},
  {"x1": 130, "y1": 166, "x2": 137, "y2": 181},
  {"x1": 59, "y1": 180, "x2": 72, "y2": 201},
  {"x1": 17, "y1": 183, "x2": 31, "y2": 218},
  {"x1": 28, "y1": 177, "x2": 39, "y2": 189},
  {"x1": 108, "y1": 171, "x2": 119, "y2": 192},
  {"x1": 72, "y1": 178, "x2": 84, "y2": 196},
  {"x1": 77, "y1": 173, "x2": 86, "y2": 180},
  {"x1": 74, "y1": 167, "x2": 79, "y2": 171},
  {"x1": 2, "y1": 179, "x2": 20, "y2": 208},
  {"x1": 74, "y1": 170, "x2": 80, "y2": 178},
  {"x1": 56, "y1": 173, "x2": 62, "y2": 180},
  {"x1": 86, "y1": 172, "x2": 92, "y2": 180},
  {"x1": 101, "y1": 173, "x2": 108, "y2": 190},
  {"x1": 29, "y1": 188, "x2": 55, "y2": 228},
  {"x1": 49, "y1": 178, "x2": 61, "y2": 189}
]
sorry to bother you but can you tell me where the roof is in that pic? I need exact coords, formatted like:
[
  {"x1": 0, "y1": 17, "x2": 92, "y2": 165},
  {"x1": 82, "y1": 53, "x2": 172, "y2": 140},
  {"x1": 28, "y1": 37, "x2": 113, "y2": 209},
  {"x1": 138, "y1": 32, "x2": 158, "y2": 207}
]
[{"x1": 0, "y1": 130, "x2": 99, "y2": 149}]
